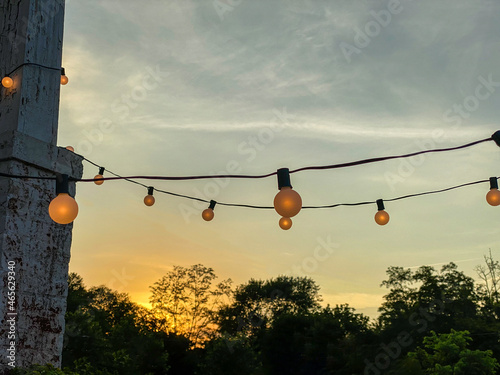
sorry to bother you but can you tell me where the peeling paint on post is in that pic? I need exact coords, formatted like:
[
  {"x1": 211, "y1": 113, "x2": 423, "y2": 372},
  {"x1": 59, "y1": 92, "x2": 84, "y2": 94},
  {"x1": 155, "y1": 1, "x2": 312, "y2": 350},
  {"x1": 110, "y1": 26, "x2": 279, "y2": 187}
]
[{"x1": 0, "y1": 0, "x2": 83, "y2": 371}]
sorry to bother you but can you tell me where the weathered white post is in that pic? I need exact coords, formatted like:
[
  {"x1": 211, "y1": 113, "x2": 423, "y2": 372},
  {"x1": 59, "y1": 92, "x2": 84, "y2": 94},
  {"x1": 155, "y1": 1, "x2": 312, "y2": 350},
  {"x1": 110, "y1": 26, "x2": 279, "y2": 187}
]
[{"x1": 0, "y1": 0, "x2": 83, "y2": 371}]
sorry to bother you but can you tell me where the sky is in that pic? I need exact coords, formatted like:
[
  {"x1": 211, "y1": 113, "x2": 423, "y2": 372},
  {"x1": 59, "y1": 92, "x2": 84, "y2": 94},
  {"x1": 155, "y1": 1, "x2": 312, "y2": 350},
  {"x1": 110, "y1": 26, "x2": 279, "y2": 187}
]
[{"x1": 58, "y1": 0, "x2": 500, "y2": 318}]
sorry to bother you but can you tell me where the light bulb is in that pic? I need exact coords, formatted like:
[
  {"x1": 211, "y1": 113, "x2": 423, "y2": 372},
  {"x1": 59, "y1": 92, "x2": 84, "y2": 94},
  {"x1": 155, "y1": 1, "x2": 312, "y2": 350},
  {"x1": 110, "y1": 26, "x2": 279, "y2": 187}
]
[
  {"x1": 375, "y1": 210, "x2": 390, "y2": 226},
  {"x1": 202, "y1": 200, "x2": 217, "y2": 221},
  {"x1": 94, "y1": 174, "x2": 104, "y2": 186},
  {"x1": 279, "y1": 217, "x2": 292, "y2": 230},
  {"x1": 60, "y1": 68, "x2": 68, "y2": 85},
  {"x1": 2, "y1": 77, "x2": 13, "y2": 88},
  {"x1": 94, "y1": 167, "x2": 105, "y2": 185},
  {"x1": 66, "y1": 146, "x2": 75, "y2": 152},
  {"x1": 49, "y1": 193, "x2": 79, "y2": 224},
  {"x1": 486, "y1": 189, "x2": 500, "y2": 206},
  {"x1": 274, "y1": 186, "x2": 302, "y2": 218},
  {"x1": 144, "y1": 195, "x2": 155, "y2": 206},
  {"x1": 202, "y1": 208, "x2": 214, "y2": 221}
]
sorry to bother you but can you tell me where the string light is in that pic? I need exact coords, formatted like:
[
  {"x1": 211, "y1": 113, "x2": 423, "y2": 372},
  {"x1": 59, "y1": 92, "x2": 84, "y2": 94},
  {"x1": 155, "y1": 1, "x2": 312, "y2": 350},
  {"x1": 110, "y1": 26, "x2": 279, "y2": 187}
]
[
  {"x1": 279, "y1": 217, "x2": 293, "y2": 230},
  {"x1": 144, "y1": 187, "x2": 155, "y2": 206},
  {"x1": 60, "y1": 67, "x2": 68, "y2": 85},
  {"x1": 66, "y1": 146, "x2": 75, "y2": 152},
  {"x1": 273, "y1": 168, "x2": 302, "y2": 230},
  {"x1": 94, "y1": 167, "x2": 105, "y2": 186},
  {"x1": 48, "y1": 174, "x2": 79, "y2": 224},
  {"x1": 202, "y1": 200, "x2": 216, "y2": 221},
  {"x1": 486, "y1": 177, "x2": 500, "y2": 206},
  {"x1": 1, "y1": 62, "x2": 66, "y2": 92},
  {"x1": 374, "y1": 199, "x2": 390, "y2": 226},
  {"x1": 2, "y1": 133, "x2": 500, "y2": 228},
  {"x1": 2, "y1": 76, "x2": 13, "y2": 88}
]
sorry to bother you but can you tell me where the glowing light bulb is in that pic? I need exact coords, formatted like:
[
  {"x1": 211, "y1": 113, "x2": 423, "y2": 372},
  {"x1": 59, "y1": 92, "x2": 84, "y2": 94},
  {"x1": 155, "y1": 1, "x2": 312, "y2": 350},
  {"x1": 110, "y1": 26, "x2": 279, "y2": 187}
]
[
  {"x1": 49, "y1": 193, "x2": 79, "y2": 224},
  {"x1": 279, "y1": 217, "x2": 292, "y2": 230},
  {"x1": 487, "y1": 189, "x2": 500, "y2": 206},
  {"x1": 144, "y1": 195, "x2": 155, "y2": 206},
  {"x1": 202, "y1": 200, "x2": 216, "y2": 221},
  {"x1": 375, "y1": 199, "x2": 389, "y2": 226},
  {"x1": 274, "y1": 169, "x2": 302, "y2": 219},
  {"x1": 60, "y1": 68, "x2": 68, "y2": 85},
  {"x1": 202, "y1": 208, "x2": 214, "y2": 221},
  {"x1": 144, "y1": 187, "x2": 155, "y2": 206},
  {"x1": 94, "y1": 167, "x2": 105, "y2": 186},
  {"x1": 486, "y1": 177, "x2": 500, "y2": 206},
  {"x1": 66, "y1": 146, "x2": 75, "y2": 152},
  {"x1": 274, "y1": 186, "x2": 302, "y2": 217},
  {"x1": 2, "y1": 77, "x2": 13, "y2": 88},
  {"x1": 94, "y1": 175, "x2": 104, "y2": 185},
  {"x1": 375, "y1": 210, "x2": 390, "y2": 225}
]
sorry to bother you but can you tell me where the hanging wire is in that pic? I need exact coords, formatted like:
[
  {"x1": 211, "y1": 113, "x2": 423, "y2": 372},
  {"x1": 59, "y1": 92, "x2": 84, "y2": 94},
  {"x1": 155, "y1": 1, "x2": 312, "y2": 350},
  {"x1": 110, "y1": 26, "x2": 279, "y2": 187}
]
[
  {"x1": 3, "y1": 62, "x2": 62, "y2": 77},
  {"x1": 75, "y1": 135, "x2": 494, "y2": 183},
  {"x1": 0, "y1": 134, "x2": 497, "y2": 210}
]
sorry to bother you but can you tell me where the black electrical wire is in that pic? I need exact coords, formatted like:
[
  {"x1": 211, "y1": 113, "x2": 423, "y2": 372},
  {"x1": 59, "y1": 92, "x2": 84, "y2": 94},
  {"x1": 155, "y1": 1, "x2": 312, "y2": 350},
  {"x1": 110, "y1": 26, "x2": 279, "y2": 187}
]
[
  {"x1": 0, "y1": 172, "x2": 56, "y2": 180},
  {"x1": 0, "y1": 134, "x2": 497, "y2": 211},
  {"x1": 80, "y1": 157, "x2": 498, "y2": 210},
  {"x1": 3, "y1": 62, "x2": 62, "y2": 77},
  {"x1": 76, "y1": 135, "x2": 495, "y2": 183}
]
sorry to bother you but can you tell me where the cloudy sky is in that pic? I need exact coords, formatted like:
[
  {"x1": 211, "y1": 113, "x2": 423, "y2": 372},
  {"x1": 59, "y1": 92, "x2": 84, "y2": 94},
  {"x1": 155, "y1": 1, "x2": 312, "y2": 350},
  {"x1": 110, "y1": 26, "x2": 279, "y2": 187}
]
[{"x1": 59, "y1": 0, "x2": 500, "y2": 317}]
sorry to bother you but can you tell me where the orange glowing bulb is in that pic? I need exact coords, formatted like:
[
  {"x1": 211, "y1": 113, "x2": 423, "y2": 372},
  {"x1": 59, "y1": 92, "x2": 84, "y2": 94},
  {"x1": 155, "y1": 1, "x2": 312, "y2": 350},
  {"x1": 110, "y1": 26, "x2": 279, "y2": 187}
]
[
  {"x1": 202, "y1": 208, "x2": 214, "y2": 221},
  {"x1": 486, "y1": 188, "x2": 500, "y2": 206},
  {"x1": 274, "y1": 186, "x2": 302, "y2": 218},
  {"x1": 279, "y1": 217, "x2": 292, "y2": 230},
  {"x1": 2, "y1": 77, "x2": 13, "y2": 88},
  {"x1": 94, "y1": 174, "x2": 104, "y2": 186},
  {"x1": 144, "y1": 195, "x2": 155, "y2": 206},
  {"x1": 375, "y1": 210, "x2": 390, "y2": 226},
  {"x1": 66, "y1": 146, "x2": 75, "y2": 152},
  {"x1": 49, "y1": 193, "x2": 79, "y2": 224},
  {"x1": 61, "y1": 75, "x2": 68, "y2": 85}
]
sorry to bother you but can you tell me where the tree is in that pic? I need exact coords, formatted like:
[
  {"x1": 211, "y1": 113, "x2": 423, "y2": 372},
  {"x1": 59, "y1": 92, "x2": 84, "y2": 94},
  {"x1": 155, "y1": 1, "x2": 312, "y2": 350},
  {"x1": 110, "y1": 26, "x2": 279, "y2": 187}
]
[
  {"x1": 259, "y1": 304, "x2": 372, "y2": 375},
  {"x1": 378, "y1": 263, "x2": 478, "y2": 337},
  {"x1": 63, "y1": 273, "x2": 169, "y2": 375},
  {"x1": 402, "y1": 330, "x2": 499, "y2": 374},
  {"x1": 197, "y1": 336, "x2": 262, "y2": 375},
  {"x1": 149, "y1": 264, "x2": 232, "y2": 346},
  {"x1": 217, "y1": 275, "x2": 322, "y2": 337},
  {"x1": 476, "y1": 250, "x2": 500, "y2": 308}
]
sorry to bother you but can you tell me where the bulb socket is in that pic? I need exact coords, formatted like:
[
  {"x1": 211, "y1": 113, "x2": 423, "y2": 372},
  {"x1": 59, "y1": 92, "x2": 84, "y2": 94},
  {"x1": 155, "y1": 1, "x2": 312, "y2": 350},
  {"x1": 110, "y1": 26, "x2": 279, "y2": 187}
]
[
  {"x1": 277, "y1": 168, "x2": 292, "y2": 190},
  {"x1": 98, "y1": 167, "x2": 105, "y2": 175},
  {"x1": 489, "y1": 177, "x2": 498, "y2": 190},
  {"x1": 492, "y1": 131, "x2": 500, "y2": 147},
  {"x1": 208, "y1": 200, "x2": 217, "y2": 210},
  {"x1": 376, "y1": 199, "x2": 385, "y2": 211},
  {"x1": 61, "y1": 67, "x2": 66, "y2": 76},
  {"x1": 55, "y1": 174, "x2": 70, "y2": 195},
  {"x1": 147, "y1": 186, "x2": 154, "y2": 195}
]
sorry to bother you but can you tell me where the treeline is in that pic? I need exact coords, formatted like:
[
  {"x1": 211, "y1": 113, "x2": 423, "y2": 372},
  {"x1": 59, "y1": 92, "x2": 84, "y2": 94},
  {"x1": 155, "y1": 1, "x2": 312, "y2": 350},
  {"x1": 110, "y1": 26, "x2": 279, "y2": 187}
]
[{"x1": 10, "y1": 254, "x2": 500, "y2": 374}]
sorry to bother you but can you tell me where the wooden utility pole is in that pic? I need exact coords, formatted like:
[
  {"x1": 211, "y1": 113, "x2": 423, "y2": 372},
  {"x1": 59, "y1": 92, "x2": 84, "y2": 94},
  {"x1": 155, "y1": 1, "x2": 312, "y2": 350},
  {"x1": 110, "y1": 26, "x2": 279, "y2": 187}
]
[{"x1": 0, "y1": 0, "x2": 82, "y2": 371}]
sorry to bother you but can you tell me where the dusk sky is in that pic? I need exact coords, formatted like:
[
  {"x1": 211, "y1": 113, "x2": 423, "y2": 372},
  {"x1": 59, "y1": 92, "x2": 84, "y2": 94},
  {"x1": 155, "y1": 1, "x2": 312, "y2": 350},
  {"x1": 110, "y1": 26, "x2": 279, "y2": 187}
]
[{"x1": 58, "y1": 0, "x2": 500, "y2": 317}]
